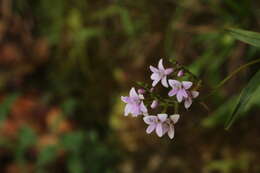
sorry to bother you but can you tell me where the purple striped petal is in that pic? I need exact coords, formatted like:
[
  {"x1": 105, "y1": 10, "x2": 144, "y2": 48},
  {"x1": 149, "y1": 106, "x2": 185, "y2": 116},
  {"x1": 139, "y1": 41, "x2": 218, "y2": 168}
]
[
  {"x1": 191, "y1": 91, "x2": 199, "y2": 98},
  {"x1": 161, "y1": 76, "x2": 168, "y2": 88},
  {"x1": 121, "y1": 96, "x2": 130, "y2": 103},
  {"x1": 146, "y1": 124, "x2": 156, "y2": 134},
  {"x1": 168, "y1": 88, "x2": 178, "y2": 97},
  {"x1": 156, "y1": 123, "x2": 163, "y2": 137},
  {"x1": 168, "y1": 124, "x2": 175, "y2": 139},
  {"x1": 152, "y1": 79, "x2": 160, "y2": 87},
  {"x1": 158, "y1": 114, "x2": 167, "y2": 122},
  {"x1": 168, "y1": 79, "x2": 181, "y2": 88},
  {"x1": 170, "y1": 114, "x2": 180, "y2": 124},
  {"x1": 143, "y1": 116, "x2": 157, "y2": 125},
  {"x1": 184, "y1": 97, "x2": 192, "y2": 109},
  {"x1": 158, "y1": 59, "x2": 165, "y2": 70},
  {"x1": 182, "y1": 81, "x2": 193, "y2": 89},
  {"x1": 149, "y1": 65, "x2": 158, "y2": 73},
  {"x1": 165, "y1": 68, "x2": 173, "y2": 75},
  {"x1": 129, "y1": 87, "x2": 138, "y2": 97}
]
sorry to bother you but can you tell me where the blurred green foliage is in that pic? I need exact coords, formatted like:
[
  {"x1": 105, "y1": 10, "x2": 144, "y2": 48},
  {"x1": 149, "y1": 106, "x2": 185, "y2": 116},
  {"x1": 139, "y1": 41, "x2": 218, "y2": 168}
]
[{"x1": 0, "y1": 0, "x2": 259, "y2": 172}]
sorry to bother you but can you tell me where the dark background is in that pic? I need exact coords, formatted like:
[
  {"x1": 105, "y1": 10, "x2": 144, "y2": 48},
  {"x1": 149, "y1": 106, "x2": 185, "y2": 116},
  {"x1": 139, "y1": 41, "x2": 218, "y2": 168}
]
[{"x1": 0, "y1": 0, "x2": 260, "y2": 172}]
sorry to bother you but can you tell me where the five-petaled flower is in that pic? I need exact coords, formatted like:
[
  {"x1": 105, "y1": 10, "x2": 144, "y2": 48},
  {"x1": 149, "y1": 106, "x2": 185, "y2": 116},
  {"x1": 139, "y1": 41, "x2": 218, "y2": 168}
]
[
  {"x1": 150, "y1": 59, "x2": 173, "y2": 88},
  {"x1": 184, "y1": 90, "x2": 199, "y2": 109},
  {"x1": 143, "y1": 114, "x2": 180, "y2": 139},
  {"x1": 168, "y1": 80, "x2": 193, "y2": 102},
  {"x1": 121, "y1": 87, "x2": 148, "y2": 117},
  {"x1": 121, "y1": 59, "x2": 200, "y2": 141}
]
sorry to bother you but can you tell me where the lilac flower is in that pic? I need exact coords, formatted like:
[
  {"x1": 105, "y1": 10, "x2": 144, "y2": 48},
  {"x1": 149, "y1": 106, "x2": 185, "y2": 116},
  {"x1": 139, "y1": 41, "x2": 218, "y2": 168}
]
[
  {"x1": 150, "y1": 59, "x2": 173, "y2": 88},
  {"x1": 168, "y1": 80, "x2": 193, "y2": 102},
  {"x1": 167, "y1": 114, "x2": 180, "y2": 139},
  {"x1": 138, "y1": 89, "x2": 146, "y2": 95},
  {"x1": 150, "y1": 100, "x2": 159, "y2": 109},
  {"x1": 177, "y1": 70, "x2": 184, "y2": 77},
  {"x1": 121, "y1": 87, "x2": 148, "y2": 117},
  {"x1": 143, "y1": 114, "x2": 180, "y2": 139},
  {"x1": 184, "y1": 91, "x2": 199, "y2": 109}
]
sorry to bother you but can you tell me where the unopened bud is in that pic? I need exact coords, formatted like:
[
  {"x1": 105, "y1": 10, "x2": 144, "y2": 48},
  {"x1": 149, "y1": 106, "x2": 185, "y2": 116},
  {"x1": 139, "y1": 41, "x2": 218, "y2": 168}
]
[
  {"x1": 138, "y1": 89, "x2": 146, "y2": 94},
  {"x1": 150, "y1": 100, "x2": 158, "y2": 109},
  {"x1": 177, "y1": 70, "x2": 184, "y2": 77}
]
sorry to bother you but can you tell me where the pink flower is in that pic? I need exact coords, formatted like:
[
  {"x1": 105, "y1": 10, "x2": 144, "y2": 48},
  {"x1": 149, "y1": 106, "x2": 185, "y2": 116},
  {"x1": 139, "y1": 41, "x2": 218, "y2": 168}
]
[
  {"x1": 121, "y1": 87, "x2": 148, "y2": 117},
  {"x1": 184, "y1": 91, "x2": 199, "y2": 109},
  {"x1": 150, "y1": 100, "x2": 159, "y2": 109},
  {"x1": 150, "y1": 59, "x2": 173, "y2": 88},
  {"x1": 138, "y1": 89, "x2": 146, "y2": 94},
  {"x1": 168, "y1": 80, "x2": 193, "y2": 102},
  {"x1": 143, "y1": 114, "x2": 180, "y2": 139},
  {"x1": 177, "y1": 70, "x2": 184, "y2": 77}
]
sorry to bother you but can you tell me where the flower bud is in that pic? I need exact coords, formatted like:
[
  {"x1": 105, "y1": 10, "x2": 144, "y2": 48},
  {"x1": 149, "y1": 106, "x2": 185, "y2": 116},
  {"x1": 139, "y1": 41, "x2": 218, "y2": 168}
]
[
  {"x1": 150, "y1": 100, "x2": 158, "y2": 109},
  {"x1": 177, "y1": 70, "x2": 184, "y2": 77},
  {"x1": 149, "y1": 87, "x2": 154, "y2": 92},
  {"x1": 138, "y1": 89, "x2": 145, "y2": 94}
]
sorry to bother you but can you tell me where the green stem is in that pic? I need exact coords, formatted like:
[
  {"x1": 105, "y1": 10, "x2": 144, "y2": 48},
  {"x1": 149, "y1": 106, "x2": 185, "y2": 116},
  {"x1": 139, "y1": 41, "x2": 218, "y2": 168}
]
[
  {"x1": 202, "y1": 58, "x2": 260, "y2": 100},
  {"x1": 174, "y1": 102, "x2": 179, "y2": 114}
]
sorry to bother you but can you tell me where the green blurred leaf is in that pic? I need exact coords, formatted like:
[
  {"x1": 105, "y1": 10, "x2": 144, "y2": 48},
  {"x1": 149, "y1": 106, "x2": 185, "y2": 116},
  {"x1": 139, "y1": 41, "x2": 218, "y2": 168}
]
[
  {"x1": 37, "y1": 145, "x2": 58, "y2": 166},
  {"x1": 0, "y1": 93, "x2": 19, "y2": 125},
  {"x1": 202, "y1": 96, "x2": 238, "y2": 128},
  {"x1": 60, "y1": 131, "x2": 85, "y2": 152},
  {"x1": 227, "y1": 28, "x2": 260, "y2": 47},
  {"x1": 18, "y1": 126, "x2": 37, "y2": 149},
  {"x1": 225, "y1": 70, "x2": 260, "y2": 129},
  {"x1": 61, "y1": 98, "x2": 78, "y2": 116}
]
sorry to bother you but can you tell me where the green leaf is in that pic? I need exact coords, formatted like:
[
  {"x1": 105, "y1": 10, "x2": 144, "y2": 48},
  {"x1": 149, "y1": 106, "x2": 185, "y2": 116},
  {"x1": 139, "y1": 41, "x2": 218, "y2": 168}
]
[
  {"x1": 225, "y1": 70, "x2": 260, "y2": 129},
  {"x1": 37, "y1": 145, "x2": 58, "y2": 166},
  {"x1": 0, "y1": 93, "x2": 19, "y2": 125},
  {"x1": 227, "y1": 28, "x2": 260, "y2": 47}
]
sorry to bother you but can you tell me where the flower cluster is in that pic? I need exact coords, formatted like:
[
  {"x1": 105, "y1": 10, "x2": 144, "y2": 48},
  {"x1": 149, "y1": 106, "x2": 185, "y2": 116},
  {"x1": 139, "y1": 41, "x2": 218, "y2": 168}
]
[{"x1": 121, "y1": 59, "x2": 200, "y2": 140}]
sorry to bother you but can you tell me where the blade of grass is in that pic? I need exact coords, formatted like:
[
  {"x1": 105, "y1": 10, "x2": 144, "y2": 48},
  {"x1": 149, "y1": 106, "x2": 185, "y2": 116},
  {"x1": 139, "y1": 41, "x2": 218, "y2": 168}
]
[
  {"x1": 225, "y1": 69, "x2": 260, "y2": 129},
  {"x1": 226, "y1": 28, "x2": 260, "y2": 47}
]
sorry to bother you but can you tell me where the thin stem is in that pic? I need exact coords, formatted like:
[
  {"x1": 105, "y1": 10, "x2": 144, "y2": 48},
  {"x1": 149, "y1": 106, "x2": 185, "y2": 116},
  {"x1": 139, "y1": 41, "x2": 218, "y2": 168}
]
[
  {"x1": 174, "y1": 102, "x2": 179, "y2": 114},
  {"x1": 202, "y1": 58, "x2": 260, "y2": 100}
]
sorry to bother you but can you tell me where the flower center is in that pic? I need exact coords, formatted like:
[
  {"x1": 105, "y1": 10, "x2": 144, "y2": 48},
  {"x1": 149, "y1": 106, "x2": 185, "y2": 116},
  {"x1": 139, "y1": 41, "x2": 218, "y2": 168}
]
[{"x1": 158, "y1": 70, "x2": 165, "y2": 78}]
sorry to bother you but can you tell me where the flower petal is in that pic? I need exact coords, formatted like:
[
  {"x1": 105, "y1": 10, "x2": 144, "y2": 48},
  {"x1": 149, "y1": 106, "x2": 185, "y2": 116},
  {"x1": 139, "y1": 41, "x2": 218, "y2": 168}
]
[
  {"x1": 143, "y1": 116, "x2": 157, "y2": 124},
  {"x1": 168, "y1": 125, "x2": 175, "y2": 139},
  {"x1": 131, "y1": 104, "x2": 141, "y2": 116},
  {"x1": 150, "y1": 65, "x2": 159, "y2": 73},
  {"x1": 156, "y1": 123, "x2": 163, "y2": 137},
  {"x1": 124, "y1": 104, "x2": 131, "y2": 116},
  {"x1": 184, "y1": 97, "x2": 192, "y2": 109},
  {"x1": 191, "y1": 91, "x2": 199, "y2": 98},
  {"x1": 152, "y1": 79, "x2": 160, "y2": 87},
  {"x1": 140, "y1": 101, "x2": 148, "y2": 114},
  {"x1": 151, "y1": 73, "x2": 160, "y2": 80},
  {"x1": 158, "y1": 114, "x2": 168, "y2": 122},
  {"x1": 168, "y1": 88, "x2": 178, "y2": 97},
  {"x1": 176, "y1": 90, "x2": 187, "y2": 103},
  {"x1": 146, "y1": 124, "x2": 156, "y2": 134},
  {"x1": 168, "y1": 79, "x2": 181, "y2": 87},
  {"x1": 165, "y1": 68, "x2": 173, "y2": 75},
  {"x1": 158, "y1": 59, "x2": 165, "y2": 70},
  {"x1": 180, "y1": 89, "x2": 188, "y2": 98},
  {"x1": 161, "y1": 76, "x2": 169, "y2": 88},
  {"x1": 162, "y1": 123, "x2": 169, "y2": 136},
  {"x1": 121, "y1": 96, "x2": 130, "y2": 103},
  {"x1": 170, "y1": 114, "x2": 180, "y2": 124},
  {"x1": 182, "y1": 81, "x2": 193, "y2": 89},
  {"x1": 129, "y1": 87, "x2": 138, "y2": 97}
]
